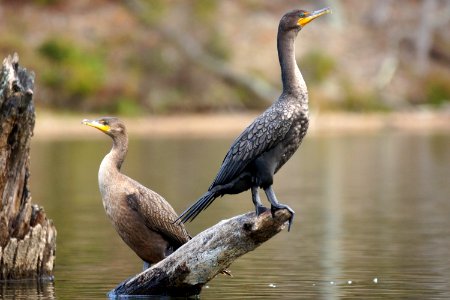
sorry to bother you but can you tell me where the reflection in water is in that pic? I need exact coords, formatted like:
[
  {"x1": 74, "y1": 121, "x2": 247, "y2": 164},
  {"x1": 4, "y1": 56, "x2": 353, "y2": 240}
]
[
  {"x1": 14, "y1": 132, "x2": 450, "y2": 299},
  {"x1": 0, "y1": 280, "x2": 55, "y2": 299}
]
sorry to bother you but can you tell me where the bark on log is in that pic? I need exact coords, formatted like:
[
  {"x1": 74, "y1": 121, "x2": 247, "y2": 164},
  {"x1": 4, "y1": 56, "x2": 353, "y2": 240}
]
[
  {"x1": 110, "y1": 209, "x2": 291, "y2": 297},
  {"x1": 0, "y1": 53, "x2": 56, "y2": 280}
]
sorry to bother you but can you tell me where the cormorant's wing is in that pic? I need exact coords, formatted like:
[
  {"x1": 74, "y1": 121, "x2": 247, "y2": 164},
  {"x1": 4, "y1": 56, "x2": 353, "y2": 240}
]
[
  {"x1": 210, "y1": 106, "x2": 293, "y2": 188},
  {"x1": 126, "y1": 187, "x2": 190, "y2": 247}
]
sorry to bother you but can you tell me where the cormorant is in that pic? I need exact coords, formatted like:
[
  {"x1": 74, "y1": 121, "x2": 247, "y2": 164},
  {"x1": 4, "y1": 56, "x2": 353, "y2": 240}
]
[
  {"x1": 176, "y1": 8, "x2": 331, "y2": 230},
  {"x1": 83, "y1": 117, "x2": 190, "y2": 267}
]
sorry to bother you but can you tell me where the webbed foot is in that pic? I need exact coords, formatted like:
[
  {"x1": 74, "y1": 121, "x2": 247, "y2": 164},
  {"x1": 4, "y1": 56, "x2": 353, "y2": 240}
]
[
  {"x1": 270, "y1": 203, "x2": 295, "y2": 232},
  {"x1": 264, "y1": 186, "x2": 295, "y2": 231}
]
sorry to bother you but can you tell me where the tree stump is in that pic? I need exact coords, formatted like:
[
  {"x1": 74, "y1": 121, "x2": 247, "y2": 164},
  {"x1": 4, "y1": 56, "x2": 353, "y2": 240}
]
[
  {"x1": 110, "y1": 209, "x2": 291, "y2": 297},
  {"x1": 0, "y1": 53, "x2": 56, "y2": 280}
]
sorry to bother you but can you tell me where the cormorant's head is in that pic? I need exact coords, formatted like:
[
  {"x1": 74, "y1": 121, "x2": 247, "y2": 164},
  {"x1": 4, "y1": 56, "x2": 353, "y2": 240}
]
[
  {"x1": 280, "y1": 7, "x2": 331, "y2": 32},
  {"x1": 82, "y1": 117, "x2": 126, "y2": 138}
]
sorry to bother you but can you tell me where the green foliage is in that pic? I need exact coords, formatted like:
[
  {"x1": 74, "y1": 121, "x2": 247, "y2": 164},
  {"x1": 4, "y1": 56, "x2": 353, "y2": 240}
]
[
  {"x1": 33, "y1": 0, "x2": 61, "y2": 6},
  {"x1": 340, "y1": 81, "x2": 389, "y2": 112},
  {"x1": 38, "y1": 38, "x2": 105, "y2": 104},
  {"x1": 140, "y1": 0, "x2": 166, "y2": 24},
  {"x1": 206, "y1": 32, "x2": 231, "y2": 61},
  {"x1": 234, "y1": 85, "x2": 265, "y2": 110},
  {"x1": 191, "y1": 0, "x2": 229, "y2": 61},
  {"x1": 302, "y1": 50, "x2": 336, "y2": 84},
  {"x1": 0, "y1": 34, "x2": 25, "y2": 58},
  {"x1": 39, "y1": 39, "x2": 72, "y2": 62},
  {"x1": 425, "y1": 72, "x2": 450, "y2": 107},
  {"x1": 193, "y1": 0, "x2": 218, "y2": 22},
  {"x1": 115, "y1": 97, "x2": 142, "y2": 116}
]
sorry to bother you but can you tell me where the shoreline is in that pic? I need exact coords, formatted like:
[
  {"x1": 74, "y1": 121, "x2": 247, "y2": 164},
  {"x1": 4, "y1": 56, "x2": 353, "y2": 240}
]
[{"x1": 33, "y1": 111, "x2": 450, "y2": 140}]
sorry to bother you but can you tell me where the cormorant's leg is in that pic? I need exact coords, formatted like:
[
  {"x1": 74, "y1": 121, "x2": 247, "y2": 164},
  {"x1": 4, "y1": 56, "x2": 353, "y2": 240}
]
[
  {"x1": 251, "y1": 186, "x2": 267, "y2": 216},
  {"x1": 143, "y1": 261, "x2": 151, "y2": 270},
  {"x1": 264, "y1": 186, "x2": 295, "y2": 231}
]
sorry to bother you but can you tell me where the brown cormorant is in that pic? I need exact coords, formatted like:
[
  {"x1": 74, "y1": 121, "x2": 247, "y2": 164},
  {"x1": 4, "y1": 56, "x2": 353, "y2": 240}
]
[
  {"x1": 176, "y1": 8, "x2": 331, "y2": 230},
  {"x1": 83, "y1": 117, "x2": 190, "y2": 267}
]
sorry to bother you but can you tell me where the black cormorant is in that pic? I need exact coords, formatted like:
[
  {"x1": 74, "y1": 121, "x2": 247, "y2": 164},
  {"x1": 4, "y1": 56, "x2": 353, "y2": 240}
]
[
  {"x1": 83, "y1": 117, "x2": 190, "y2": 266},
  {"x1": 176, "y1": 8, "x2": 331, "y2": 230}
]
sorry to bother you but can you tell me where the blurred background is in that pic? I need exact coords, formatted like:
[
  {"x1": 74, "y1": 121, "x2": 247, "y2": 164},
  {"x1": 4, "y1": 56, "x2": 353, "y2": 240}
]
[
  {"x1": 2, "y1": 1, "x2": 450, "y2": 299},
  {"x1": 1, "y1": 0, "x2": 449, "y2": 115}
]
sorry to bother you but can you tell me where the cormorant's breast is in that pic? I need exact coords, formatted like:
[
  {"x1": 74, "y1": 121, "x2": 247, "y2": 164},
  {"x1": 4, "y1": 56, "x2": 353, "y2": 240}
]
[{"x1": 276, "y1": 102, "x2": 309, "y2": 173}]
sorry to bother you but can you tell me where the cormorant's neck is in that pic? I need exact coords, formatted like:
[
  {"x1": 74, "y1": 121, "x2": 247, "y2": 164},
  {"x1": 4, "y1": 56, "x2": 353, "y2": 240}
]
[
  {"x1": 98, "y1": 132, "x2": 128, "y2": 201},
  {"x1": 277, "y1": 27, "x2": 307, "y2": 98},
  {"x1": 109, "y1": 133, "x2": 128, "y2": 171},
  {"x1": 101, "y1": 133, "x2": 128, "y2": 175}
]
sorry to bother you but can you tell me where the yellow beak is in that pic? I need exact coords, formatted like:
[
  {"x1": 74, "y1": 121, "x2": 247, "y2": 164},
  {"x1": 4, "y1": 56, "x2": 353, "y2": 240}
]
[
  {"x1": 82, "y1": 119, "x2": 110, "y2": 132},
  {"x1": 297, "y1": 7, "x2": 332, "y2": 27}
]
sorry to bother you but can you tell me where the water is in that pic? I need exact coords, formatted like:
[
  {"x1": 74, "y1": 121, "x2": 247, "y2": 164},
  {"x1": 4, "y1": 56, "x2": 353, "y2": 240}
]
[{"x1": 2, "y1": 131, "x2": 450, "y2": 299}]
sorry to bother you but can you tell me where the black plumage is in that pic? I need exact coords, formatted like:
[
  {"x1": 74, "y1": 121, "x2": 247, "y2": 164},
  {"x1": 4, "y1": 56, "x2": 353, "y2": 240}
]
[{"x1": 177, "y1": 8, "x2": 331, "y2": 230}]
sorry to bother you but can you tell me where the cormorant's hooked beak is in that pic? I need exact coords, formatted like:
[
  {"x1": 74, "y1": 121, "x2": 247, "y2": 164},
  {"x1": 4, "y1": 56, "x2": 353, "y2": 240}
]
[
  {"x1": 298, "y1": 7, "x2": 332, "y2": 27},
  {"x1": 82, "y1": 119, "x2": 110, "y2": 132}
]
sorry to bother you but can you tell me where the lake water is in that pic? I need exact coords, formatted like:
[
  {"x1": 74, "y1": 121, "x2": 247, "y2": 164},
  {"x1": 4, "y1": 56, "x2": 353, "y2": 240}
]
[{"x1": 2, "y1": 131, "x2": 450, "y2": 299}]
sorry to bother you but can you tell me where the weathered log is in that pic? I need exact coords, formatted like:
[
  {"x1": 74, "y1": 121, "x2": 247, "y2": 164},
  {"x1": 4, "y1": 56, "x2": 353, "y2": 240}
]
[
  {"x1": 0, "y1": 53, "x2": 56, "y2": 280},
  {"x1": 110, "y1": 209, "x2": 291, "y2": 297}
]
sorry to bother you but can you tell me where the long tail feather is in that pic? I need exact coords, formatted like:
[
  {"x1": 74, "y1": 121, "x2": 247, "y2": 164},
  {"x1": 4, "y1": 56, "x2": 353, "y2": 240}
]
[{"x1": 175, "y1": 191, "x2": 217, "y2": 224}]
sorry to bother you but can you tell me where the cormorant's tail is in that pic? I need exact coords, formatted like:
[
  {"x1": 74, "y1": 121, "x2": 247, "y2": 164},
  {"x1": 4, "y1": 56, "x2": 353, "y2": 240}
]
[{"x1": 175, "y1": 191, "x2": 217, "y2": 224}]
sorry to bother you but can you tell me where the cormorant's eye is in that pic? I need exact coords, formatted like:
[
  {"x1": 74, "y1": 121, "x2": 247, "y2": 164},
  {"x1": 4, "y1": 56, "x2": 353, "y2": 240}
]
[{"x1": 298, "y1": 11, "x2": 310, "y2": 19}]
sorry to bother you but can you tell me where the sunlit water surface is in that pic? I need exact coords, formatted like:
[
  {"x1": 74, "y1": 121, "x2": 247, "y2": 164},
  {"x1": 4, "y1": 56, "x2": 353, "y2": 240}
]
[{"x1": 2, "y1": 131, "x2": 450, "y2": 299}]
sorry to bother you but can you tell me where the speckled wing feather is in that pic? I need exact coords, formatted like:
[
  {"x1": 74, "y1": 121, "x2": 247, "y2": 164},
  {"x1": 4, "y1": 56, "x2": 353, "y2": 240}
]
[
  {"x1": 210, "y1": 105, "x2": 293, "y2": 189},
  {"x1": 126, "y1": 187, "x2": 190, "y2": 247}
]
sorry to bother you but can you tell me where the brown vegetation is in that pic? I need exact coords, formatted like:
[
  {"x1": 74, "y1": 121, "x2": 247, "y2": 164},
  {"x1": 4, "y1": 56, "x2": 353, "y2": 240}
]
[{"x1": 0, "y1": 0, "x2": 449, "y2": 114}]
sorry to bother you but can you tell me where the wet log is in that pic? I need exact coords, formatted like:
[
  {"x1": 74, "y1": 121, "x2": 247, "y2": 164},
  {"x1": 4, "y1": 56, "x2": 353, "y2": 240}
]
[
  {"x1": 0, "y1": 53, "x2": 56, "y2": 280},
  {"x1": 110, "y1": 209, "x2": 291, "y2": 297}
]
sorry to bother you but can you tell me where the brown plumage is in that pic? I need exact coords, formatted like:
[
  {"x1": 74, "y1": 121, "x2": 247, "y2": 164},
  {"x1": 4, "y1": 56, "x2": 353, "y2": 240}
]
[{"x1": 83, "y1": 117, "x2": 190, "y2": 266}]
